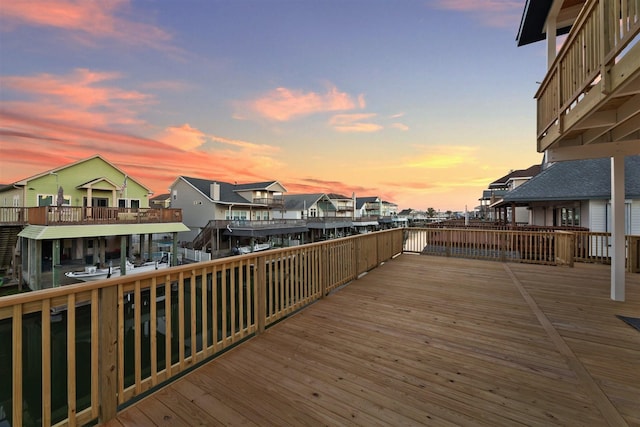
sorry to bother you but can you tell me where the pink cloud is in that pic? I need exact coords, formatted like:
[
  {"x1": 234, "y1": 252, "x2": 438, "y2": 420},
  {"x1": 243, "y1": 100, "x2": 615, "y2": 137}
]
[
  {"x1": 0, "y1": 0, "x2": 173, "y2": 49},
  {"x1": 156, "y1": 124, "x2": 207, "y2": 151},
  {"x1": 0, "y1": 112, "x2": 282, "y2": 193},
  {"x1": 329, "y1": 114, "x2": 383, "y2": 133},
  {"x1": 246, "y1": 86, "x2": 358, "y2": 121},
  {"x1": 1, "y1": 69, "x2": 153, "y2": 128},
  {"x1": 432, "y1": 0, "x2": 522, "y2": 28}
]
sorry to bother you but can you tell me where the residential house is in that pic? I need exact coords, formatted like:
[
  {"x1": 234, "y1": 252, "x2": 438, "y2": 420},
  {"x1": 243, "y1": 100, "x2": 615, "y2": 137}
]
[
  {"x1": 355, "y1": 197, "x2": 402, "y2": 231},
  {"x1": 517, "y1": 0, "x2": 640, "y2": 300},
  {"x1": 170, "y1": 177, "x2": 306, "y2": 254},
  {"x1": 0, "y1": 155, "x2": 187, "y2": 289},
  {"x1": 326, "y1": 193, "x2": 356, "y2": 218},
  {"x1": 282, "y1": 193, "x2": 352, "y2": 241},
  {"x1": 496, "y1": 156, "x2": 640, "y2": 234},
  {"x1": 480, "y1": 164, "x2": 542, "y2": 222},
  {"x1": 150, "y1": 193, "x2": 171, "y2": 209}
]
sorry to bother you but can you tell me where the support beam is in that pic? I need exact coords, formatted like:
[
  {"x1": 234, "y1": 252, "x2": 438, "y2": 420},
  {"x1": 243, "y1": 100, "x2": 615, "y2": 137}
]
[
  {"x1": 547, "y1": 140, "x2": 640, "y2": 161},
  {"x1": 610, "y1": 155, "x2": 625, "y2": 301}
]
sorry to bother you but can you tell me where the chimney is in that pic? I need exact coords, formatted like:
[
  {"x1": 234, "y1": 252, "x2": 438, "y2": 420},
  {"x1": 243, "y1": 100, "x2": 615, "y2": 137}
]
[{"x1": 210, "y1": 182, "x2": 220, "y2": 201}]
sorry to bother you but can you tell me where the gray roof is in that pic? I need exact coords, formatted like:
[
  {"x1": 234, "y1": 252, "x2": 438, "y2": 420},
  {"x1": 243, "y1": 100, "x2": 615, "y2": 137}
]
[
  {"x1": 181, "y1": 176, "x2": 255, "y2": 204},
  {"x1": 283, "y1": 193, "x2": 331, "y2": 210},
  {"x1": 503, "y1": 156, "x2": 640, "y2": 202},
  {"x1": 233, "y1": 181, "x2": 280, "y2": 191}
]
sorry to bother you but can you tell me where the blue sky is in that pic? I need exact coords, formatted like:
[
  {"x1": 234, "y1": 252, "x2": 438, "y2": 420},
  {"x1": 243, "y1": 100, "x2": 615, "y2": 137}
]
[{"x1": 0, "y1": 0, "x2": 546, "y2": 211}]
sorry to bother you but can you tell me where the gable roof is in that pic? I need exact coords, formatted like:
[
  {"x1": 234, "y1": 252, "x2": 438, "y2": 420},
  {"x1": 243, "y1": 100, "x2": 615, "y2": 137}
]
[
  {"x1": 180, "y1": 176, "x2": 254, "y2": 204},
  {"x1": 233, "y1": 181, "x2": 287, "y2": 192},
  {"x1": 489, "y1": 164, "x2": 542, "y2": 189},
  {"x1": 6, "y1": 154, "x2": 151, "y2": 192},
  {"x1": 283, "y1": 193, "x2": 334, "y2": 211},
  {"x1": 503, "y1": 156, "x2": 640, "y2": 202}
]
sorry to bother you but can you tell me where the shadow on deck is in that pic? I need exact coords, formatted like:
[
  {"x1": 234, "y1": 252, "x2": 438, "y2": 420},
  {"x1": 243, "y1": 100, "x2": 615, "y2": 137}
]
[{"x1": 105, "y1": 255, "x2": 640, "y2": 426}]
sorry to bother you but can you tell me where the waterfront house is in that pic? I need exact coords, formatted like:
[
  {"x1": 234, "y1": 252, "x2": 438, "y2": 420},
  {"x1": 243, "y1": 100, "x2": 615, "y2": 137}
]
[
  {"x1": 480, "y1": 164, "x2": 541, "y2": 222},
  {"x1": 496, "y1": 156, "x2": 640, "y2": 233},
  {"x1": 517, "y1": 0, "x2": 640, "y2": 300},
  {"x1": 0, "y1": 155, "x2": 188, "y2": 289},
  {"x1": 326, "y1": 193, "x2": 356, "y2": 218},
  {"x1": 282, "y1": 193, "x2": 353, "y2": 241},
  {"x1": 149, "y1": 193, "x2": 171, "y2": 208},
  {"x1": 171, "y1": 176, "x2": 308, "y2": 254}
]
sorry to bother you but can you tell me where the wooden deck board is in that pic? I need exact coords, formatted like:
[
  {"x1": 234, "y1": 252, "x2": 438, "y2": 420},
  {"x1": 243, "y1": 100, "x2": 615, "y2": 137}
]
[{"x1": 107, "y1": 255, "x2": 640, "y2": 426}]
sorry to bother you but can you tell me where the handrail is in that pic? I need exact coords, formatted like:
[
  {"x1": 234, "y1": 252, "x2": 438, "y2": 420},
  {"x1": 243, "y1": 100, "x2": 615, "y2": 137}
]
[
  {"x1": 0, "y1": 229, "x2": 403, "y2": 426},
  {"x1": 0, "y1": 206, "x2": 183, "y2": 226},
  {"x1": 534, "y1": 0, "x2": 640, "y2": 142}
]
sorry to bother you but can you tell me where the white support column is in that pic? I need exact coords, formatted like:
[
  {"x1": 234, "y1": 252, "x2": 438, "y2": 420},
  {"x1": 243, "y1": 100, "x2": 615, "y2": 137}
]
[{"x1": 610, "y1": 154, "x2": 625, "y2": 301}]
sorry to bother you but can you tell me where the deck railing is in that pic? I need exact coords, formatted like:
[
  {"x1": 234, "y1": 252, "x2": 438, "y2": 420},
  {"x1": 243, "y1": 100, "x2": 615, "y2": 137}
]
[
  {"x1": 0, "y1": 229, "x2": 403, "y2": 427},
  {"x1": 404, "y1": 228, "x2": 639, "y2": 272},
  {"x1": 0, "y1": 206, "x2": 183, "y2": 226},
  {"x1": 535, "y1": 0, "x2": 640, "y2": 148},
  {"x1": 1, "y1": 227, "x2": 638, "y2": 426}
]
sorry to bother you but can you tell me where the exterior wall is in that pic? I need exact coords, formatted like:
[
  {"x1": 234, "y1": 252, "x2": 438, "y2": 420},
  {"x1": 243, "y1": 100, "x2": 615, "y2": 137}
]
[
  {"x1": 0, "y1": 186, "x2": 23, "y2": 207},
  {"x1": 588, "y1": 200, "x2": 607, "y2": 232},
  {"x1": 3, "y1": 157, "x2": 149, "y2": 208},
  {"x1": 631, "y1": 200, "x2": 640, "y2": 235},
  {"x1": 170, "y1": 179, "x2": 214, "y2": 241}
]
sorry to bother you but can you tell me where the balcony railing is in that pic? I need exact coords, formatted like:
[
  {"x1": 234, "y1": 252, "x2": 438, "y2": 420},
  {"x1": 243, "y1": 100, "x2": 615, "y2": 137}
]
[
  {"x1": 535, "y1": 0, "x2": 640, "y2": 150},
  {"x1": 1, "y1": 228, "x2": 639, "y2": 426},
  {"x1": 252, "y1": 197, "x2": 285, "y2": 207},
  {"x1": 0, "y1": 206, "x2": 183, "y2": 226}
]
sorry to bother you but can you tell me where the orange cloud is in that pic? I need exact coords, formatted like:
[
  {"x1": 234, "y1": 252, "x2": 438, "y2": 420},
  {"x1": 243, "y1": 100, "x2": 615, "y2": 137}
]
[
  {"x1": 403, "y1": 145, "x2": 478, "y2": 169},
  {"x1": 329, "y1": 114, "x2": 383, "y2": 133},
  {"x1": 156, "y1": 124, "x2": 207, "y2": 151},
  {"x1": 246, "y1": 86, "x2": 358, "y2": 121},
  {"x1": 0, "y1": 0, "x2": 173, "y2": 49}
]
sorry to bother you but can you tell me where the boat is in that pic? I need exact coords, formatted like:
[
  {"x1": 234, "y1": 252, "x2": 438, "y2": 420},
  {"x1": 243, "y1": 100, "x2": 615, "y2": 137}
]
[
  {"x1": 232, "y1": 242, "x2": 272, "y2": 255},
  {"x1": 65, "y1": 255, "x2": 170, "y2": 282}
]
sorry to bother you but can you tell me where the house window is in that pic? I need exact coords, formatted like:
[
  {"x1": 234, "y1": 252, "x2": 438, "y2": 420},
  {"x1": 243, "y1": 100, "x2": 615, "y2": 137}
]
[
  {"x1": 38, "y1": 194, "x2": 54, "y2": 206},
  {"x1": 310, "y1": 208, "x2": 317, "y2": 217},
  {"x1": 560, "y1": 207, "x2": 580, "y2": 226},
  {"x1": 118, "y1": 199, "x2": 141, "y2": 209}
]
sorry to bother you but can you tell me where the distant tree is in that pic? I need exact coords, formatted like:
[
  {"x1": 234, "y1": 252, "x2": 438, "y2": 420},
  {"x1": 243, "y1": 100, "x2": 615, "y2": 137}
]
[
  {"x1": 426, "y1": 207, "x2": 436, "y2": 218},
  {"x1": 445, "y1": 210, "x2": 453, "y2": 218}
]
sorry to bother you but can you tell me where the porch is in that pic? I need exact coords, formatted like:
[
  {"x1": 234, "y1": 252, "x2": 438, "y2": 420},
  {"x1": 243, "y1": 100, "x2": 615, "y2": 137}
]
[{"x1": 106, "y1": 255, "x2": 640, "y2": 426}]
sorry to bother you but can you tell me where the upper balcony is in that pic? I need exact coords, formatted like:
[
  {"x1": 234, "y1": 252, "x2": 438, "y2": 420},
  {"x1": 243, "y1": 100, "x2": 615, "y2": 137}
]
[
  {"x1": 0, "y1": 206, "x2": 183, "y2": 226},
  {"x1": 534, "y1": 0, "x2": 640, "y2": 154},
  {"x1": 252, "y1": 196, "x2": 285, "y2": 208}
]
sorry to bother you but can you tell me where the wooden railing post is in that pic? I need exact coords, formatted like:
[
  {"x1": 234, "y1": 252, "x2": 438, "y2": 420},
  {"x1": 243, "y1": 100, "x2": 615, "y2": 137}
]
[
  {"x1": 629, "y1": 236, "x2": 640, "y2": 273},
  {"x1": 256, "y1": 257, "x2": 266, "y2": 334},
  {"x1": 98, "y1": 286, "x2": 119, "y2": 423},
  {"x1": 554, "y1": 231, "x2": 575, "y2": 267}
]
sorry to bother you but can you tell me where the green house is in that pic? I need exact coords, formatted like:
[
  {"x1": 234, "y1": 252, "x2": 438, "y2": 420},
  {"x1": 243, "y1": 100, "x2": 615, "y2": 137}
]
[{"x1": 0, "y1": 155, "x2": 188, "y2": 290}]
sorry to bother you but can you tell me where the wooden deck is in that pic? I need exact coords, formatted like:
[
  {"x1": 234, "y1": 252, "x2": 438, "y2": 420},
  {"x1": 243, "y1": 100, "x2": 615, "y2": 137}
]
[{"x1": 104, "y1": 255, "x2": 640, "y2": 427}]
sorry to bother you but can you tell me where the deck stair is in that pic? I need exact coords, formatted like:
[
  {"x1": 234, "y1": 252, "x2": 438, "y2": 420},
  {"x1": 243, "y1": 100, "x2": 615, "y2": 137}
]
[{"x1": 0, "y1": 225, "x2": 21, "y2": 274}]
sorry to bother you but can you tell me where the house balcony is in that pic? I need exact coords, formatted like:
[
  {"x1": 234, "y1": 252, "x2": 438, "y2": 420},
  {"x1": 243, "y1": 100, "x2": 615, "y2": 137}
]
[
  {"x1": 1, "y1": 228, "x2": 638, "y2": 426},
  {"x1": 0, "y1": 206, "x2": 183, "y2": 226},
  {"x1": 252, "y1": 197, "x2": 285, "y2": 208},
  {"x1": 535, "y1": 0, "x2": 640, "y2": 154}
]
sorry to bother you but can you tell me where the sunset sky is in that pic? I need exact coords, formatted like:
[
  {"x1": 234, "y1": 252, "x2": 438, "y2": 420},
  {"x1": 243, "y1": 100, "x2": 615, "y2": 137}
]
[{"x1": 0, "y1": 0, "x2": 546, "y2": 211}]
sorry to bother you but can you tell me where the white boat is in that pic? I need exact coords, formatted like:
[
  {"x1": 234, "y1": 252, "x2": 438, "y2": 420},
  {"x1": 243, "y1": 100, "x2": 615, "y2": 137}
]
[
  {"x1": 65, "y1": 256, "x2": 170, "y2": 282},
  {"x1": 233, "y1": 242, "x2": 272, "y2": 255}
]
